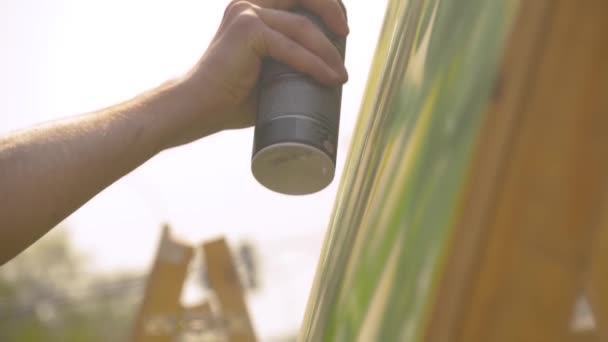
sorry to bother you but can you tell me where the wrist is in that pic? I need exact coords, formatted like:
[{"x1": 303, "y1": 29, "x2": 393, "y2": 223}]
[{"x1": 144, "y1": 77, "x2": 223, "y2": 152}]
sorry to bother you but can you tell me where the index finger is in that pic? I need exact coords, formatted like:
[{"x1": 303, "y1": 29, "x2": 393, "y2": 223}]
[{"x1": 250, "y1": 0, "x2": 349, "y2": 36}]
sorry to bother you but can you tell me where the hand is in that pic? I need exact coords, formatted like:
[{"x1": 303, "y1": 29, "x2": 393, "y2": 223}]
[{"x1": 170, "y1": 0, "x2": 349, "y2": 146}]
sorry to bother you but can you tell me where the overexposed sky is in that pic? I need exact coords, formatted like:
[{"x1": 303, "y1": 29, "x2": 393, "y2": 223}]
[{"x1": 0, "y1": 0, "x2": 387, "y2": 338}]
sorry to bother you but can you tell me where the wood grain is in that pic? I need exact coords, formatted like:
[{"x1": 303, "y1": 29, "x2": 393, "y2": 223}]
[
  {"x1": 426, "y1": 0, "x2": 608, "y2": 341},
  {"x1": 587, "y1": 205, "x2": 608, "y2": 340}
]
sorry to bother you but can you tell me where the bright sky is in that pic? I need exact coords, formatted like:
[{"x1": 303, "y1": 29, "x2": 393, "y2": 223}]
[{"x1": 0, "y1": 0, "x2": 387, "y2": 338}]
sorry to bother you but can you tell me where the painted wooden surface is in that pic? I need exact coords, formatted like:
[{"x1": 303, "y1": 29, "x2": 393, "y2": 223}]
[
  {"x1": 587, "y1": 205, "x2": 608, "y2": 341},
  {"x1": 301, "y1": 0, "x2": 608, "y2": 340},
  {"x1": 299, "y1": 0, "x2": 517, "y2": 340},
  {"x1": 430, "y1": 1, "x2": 608, "y2": 341}
]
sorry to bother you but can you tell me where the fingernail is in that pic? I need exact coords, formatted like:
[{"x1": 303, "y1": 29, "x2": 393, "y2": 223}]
[
  {"x1": 332, "y1": 68, "x2": 348, "y2": 83},
  {"x1": 339, "y1": 63, "x2": 349, "y2": 81},
  {"x1": 341, "y1": 68, "x2": 349, "y2": 82},
  {"x1": 330, "y1": 69, "x2": 343, "y2": 83},
  {"x1": 338, "y1": 22, "x2": 349, "y2": 36}
]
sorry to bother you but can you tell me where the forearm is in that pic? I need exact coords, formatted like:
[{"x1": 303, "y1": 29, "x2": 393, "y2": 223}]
[
  {"x1": 0, "y1": 0, "x2": 350, "y2": 265},
  {"x1": 0, "y1": 79, "x2": 208, "y2": 264}
]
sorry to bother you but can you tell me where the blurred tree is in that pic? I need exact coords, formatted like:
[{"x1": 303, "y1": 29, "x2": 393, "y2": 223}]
[{"x1": 0, "y1": 226, "x2": 144, "y2": 342}]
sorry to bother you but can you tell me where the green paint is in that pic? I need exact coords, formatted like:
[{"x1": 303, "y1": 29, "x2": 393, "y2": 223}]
[{"x1": 300, "y1": 0, "x2": 518, "y2": 341}]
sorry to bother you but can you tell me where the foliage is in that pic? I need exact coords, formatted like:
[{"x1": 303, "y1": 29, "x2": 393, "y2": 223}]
[{"x1": 0, "y1": 226, "x2": 143, "y2": 342}]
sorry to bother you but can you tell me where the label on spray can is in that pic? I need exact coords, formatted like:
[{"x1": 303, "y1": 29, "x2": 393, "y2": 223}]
[{"x1": 251, "y1": 9, "x2": 346, "y2": 195}]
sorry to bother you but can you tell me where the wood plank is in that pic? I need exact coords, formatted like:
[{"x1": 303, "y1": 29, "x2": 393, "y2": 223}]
[
  {"x1": 569, "y1": 330, "x2": 599, "y2": 342},
  {"x1": 426, "y1": 0, "x2": 608, "y2": 341},
  {"x1": 425, "y1": 0, "x2": 552, "y2": 339},
  {"x1": 202, "y1": 238, "x2": 257, "y2": 342},
  {"x1": 587, "y1": 206, "x2": 608, "y2": 340},
  {"x1": 132, "y1": 225, "x2": 194, "y2": 342}
]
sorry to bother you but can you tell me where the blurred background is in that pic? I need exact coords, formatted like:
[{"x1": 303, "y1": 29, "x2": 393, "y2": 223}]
[{"x1": 0, "y1": 0, "x2": 387, "y2": 340}]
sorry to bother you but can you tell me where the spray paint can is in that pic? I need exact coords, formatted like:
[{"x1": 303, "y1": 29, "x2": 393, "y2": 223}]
[{"x1": 251, "y1": 9, "x2": 347, "y2": 195}]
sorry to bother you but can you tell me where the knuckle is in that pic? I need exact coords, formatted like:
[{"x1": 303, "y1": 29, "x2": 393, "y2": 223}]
[
  {"x1": 231, "y1": 11, "x2": 262, "y2": 32},
  {"x1": 293, "y1": 14, "x2": 313, "y2": 30},
  {"x1": 282, "y1": 37, "x2": 298, "y2": 51},
  {"x1": 224, "y1": 1, "x2": 253, "y2": 20}
]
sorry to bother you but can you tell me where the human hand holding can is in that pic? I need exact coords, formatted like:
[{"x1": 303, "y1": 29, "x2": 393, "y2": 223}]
[{"x1": 252, "y1": 8, "x2": 347, "y2": 195}]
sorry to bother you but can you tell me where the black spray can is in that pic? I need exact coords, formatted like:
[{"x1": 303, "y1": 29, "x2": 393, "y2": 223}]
[{"x1": 251, "y1": 9, "x2": 347, "y2": 196}]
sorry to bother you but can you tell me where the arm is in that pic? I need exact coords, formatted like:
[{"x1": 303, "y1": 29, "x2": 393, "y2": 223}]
[
  {"x1": 0, "y1": 0, "x2": 349, "y2": 265},
  {"x1": 0, "y1": 81, "x2": 208, "y2": 264}
]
